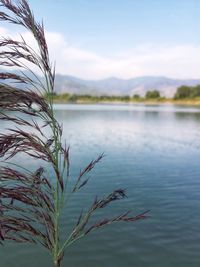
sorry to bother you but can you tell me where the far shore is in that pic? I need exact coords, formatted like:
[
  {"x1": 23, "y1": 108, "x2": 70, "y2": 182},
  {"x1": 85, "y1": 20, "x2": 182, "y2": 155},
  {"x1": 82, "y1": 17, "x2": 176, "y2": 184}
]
[{"x1": 52, "y1": 98, "x2": 200, "y2": 106}]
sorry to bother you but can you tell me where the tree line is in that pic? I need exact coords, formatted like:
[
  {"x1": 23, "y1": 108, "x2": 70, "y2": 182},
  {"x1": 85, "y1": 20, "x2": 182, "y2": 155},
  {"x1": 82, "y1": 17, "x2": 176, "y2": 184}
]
[
  {"x1": 49, "y1": 91, "x2": 163, "y2": 103},
  {"x1": 174, "y1": 85, "x2": 200, "y2": 99},
  {"x1": 47, "y1": 85, "x2": 200, "y2": 103}
]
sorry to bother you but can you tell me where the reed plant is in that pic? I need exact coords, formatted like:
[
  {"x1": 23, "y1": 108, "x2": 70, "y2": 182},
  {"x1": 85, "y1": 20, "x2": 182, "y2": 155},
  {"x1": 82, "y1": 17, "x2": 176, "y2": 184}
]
[{"x1": 0, "y1": 1, "x2": 149, "y2": 266}]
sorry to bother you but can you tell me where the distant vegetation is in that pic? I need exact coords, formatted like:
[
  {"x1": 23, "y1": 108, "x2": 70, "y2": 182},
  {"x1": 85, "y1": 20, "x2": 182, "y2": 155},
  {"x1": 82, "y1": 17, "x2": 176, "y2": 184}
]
[
  {"x1": 47, "y1": 91, "x2": 164, "y2": 103},
  {"x1": 174, "y1": 85, "x2": 200, "y2": 99},
  {"x1": 145, "y1": 90, "x2": 160, "y2": 99},
  {"x1": 46, "y1": 85, "x2": 200, "y2": 104},
  {"x1": 47, "y1": 93, "x2": 133, "y2": 103}
]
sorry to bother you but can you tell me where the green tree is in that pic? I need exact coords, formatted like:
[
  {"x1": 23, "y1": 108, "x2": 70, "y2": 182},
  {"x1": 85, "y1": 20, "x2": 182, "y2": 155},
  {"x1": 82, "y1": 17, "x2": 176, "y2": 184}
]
[
  {"x1": 132, "y1": 94, "x2": 140, "y2": 99},
  {"x1": 174, "y1": 85, "x2": 192, "y2": 99},
  {"x1": 191, "y1": 85, "x2": 200, "y2": 98},
  {"x1": 145, "y1": 90, "x2": 160, "y2": 99}
]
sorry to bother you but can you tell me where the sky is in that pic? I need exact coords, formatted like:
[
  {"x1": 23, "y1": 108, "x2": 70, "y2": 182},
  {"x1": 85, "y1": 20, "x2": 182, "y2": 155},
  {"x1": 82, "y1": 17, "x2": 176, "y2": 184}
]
[{"x1": 1, "y1": 0, "x2": 200, "y2": 80}]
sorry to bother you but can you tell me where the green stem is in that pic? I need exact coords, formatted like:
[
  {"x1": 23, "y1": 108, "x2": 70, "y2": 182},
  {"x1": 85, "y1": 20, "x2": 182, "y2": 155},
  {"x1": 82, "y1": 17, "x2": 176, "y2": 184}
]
[
  {"x1": 54, "y1": 259, "x2": 61, "y2": 267},
  {"x1": 48, "y1": 98, "x2": 63, "y2": 265}
]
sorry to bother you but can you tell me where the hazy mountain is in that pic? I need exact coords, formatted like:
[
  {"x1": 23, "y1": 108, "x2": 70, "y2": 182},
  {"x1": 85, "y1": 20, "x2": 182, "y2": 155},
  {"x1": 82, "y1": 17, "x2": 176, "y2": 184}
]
[
  {"x1": 54, "y1": 75, "x2": 200, "y2": 97},
  {"x1": 2, "y1": 70, "x2": 200, "y2": 97}
]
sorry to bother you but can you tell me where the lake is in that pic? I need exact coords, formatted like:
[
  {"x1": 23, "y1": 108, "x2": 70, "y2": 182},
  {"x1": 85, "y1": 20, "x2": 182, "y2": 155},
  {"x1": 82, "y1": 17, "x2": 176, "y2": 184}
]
[{"x1": 1, "y1": 103, "x2": 200, "y2": 267}]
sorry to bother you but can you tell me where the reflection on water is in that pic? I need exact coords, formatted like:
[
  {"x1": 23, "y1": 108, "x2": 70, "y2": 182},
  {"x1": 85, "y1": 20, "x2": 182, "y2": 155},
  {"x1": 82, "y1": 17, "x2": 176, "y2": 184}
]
[{"x1": 1, "y1": 104, "x2": 200, "y2": 267}]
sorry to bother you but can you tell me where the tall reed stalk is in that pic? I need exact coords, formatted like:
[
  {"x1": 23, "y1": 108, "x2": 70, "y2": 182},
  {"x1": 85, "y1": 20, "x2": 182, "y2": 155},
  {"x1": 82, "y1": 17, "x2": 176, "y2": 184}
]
[{"x1": 0, "y1": 1, "x2": 149, "y2": 266}]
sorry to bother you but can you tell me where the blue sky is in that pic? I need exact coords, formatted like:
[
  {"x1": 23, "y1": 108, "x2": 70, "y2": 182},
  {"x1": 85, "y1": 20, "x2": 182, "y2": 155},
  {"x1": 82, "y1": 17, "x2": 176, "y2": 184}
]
[
  {"x1": 1, "y1": 0, "x2": 200, "y2": 79},
  {"x1": 29, "y1": 0, "x2": 200, "y2": 53}
]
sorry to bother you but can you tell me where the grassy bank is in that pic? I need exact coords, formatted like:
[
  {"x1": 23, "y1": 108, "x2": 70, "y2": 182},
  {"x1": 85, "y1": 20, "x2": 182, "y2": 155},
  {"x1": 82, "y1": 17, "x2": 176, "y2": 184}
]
[{"x1": 50, "y1": 93, "x2": 200, "y2": 106}]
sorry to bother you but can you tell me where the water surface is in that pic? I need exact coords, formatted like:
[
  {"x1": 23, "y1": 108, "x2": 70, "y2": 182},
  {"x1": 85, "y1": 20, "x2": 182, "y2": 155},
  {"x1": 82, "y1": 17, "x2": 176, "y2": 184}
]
[{"x1": 1, "y1": 103, "x2": 200, "y2": 267}]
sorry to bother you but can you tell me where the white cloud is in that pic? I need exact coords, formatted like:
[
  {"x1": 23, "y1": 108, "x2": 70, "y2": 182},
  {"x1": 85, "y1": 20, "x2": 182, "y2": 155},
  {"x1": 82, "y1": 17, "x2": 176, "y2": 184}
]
[{"x1": 0, "y1": 26, "x2": 200, "y2": 80}]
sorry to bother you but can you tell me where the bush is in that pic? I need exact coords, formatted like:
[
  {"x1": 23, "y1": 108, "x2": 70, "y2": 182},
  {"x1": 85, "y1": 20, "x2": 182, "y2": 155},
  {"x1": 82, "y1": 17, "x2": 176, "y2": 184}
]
[
  {"x1": 174, "y1": 86, "x2": 192, "y2": 99},
  {"x1": 174, "y1": 85, "x2": 200, "y2": 99},
  {"x1": 132, "y1": 94, "x2": 140, "y2": 99},
  {"x1": 145, "y1": 90, "x2": 160, "y2": 99}
]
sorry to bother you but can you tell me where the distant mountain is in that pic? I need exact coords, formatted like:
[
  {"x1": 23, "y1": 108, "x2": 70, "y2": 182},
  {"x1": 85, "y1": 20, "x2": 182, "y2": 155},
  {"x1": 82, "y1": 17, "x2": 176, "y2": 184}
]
[
  {"x1": 54, "y1": 75, "x2": 200, "y2": 97},
  {"x1": 1, "y1": 70, "x2": 200, "y2": 97}
]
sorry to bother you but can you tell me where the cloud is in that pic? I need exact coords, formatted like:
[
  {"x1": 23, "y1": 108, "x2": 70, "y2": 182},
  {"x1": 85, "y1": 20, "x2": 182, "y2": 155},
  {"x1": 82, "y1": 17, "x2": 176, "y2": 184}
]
[{"x1": 0, "y1": 26, "x2": 200, "y2": 80}]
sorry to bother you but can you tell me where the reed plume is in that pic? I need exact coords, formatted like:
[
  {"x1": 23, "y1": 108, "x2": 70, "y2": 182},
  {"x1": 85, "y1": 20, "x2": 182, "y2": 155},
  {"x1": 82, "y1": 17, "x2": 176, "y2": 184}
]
[{"x1": 0, "y1": 1, "x2": 149, "y2": 266}]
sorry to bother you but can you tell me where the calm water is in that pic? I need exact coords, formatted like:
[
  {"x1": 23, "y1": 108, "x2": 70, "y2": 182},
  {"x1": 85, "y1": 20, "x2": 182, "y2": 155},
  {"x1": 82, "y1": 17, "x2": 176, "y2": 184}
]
[{"x1": 1, "y1": 103, "x2": 200, "y2": 267}]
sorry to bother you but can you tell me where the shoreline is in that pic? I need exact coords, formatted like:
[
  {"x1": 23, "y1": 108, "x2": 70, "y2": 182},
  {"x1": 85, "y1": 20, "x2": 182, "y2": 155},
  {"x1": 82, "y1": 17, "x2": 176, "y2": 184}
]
[{"x1": 52, "y1": 99, "x2": 200, "y2": 106}]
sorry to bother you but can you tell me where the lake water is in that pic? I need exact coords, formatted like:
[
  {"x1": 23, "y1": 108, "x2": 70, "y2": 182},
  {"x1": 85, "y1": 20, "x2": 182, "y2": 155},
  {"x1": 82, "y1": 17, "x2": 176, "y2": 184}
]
[{"x1": 1, "y1": 103, "x2": 200, "y2": 267}]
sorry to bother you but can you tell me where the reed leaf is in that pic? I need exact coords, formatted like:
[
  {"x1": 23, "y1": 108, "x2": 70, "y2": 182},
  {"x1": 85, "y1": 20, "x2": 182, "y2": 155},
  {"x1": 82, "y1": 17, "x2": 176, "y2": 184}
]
[{"x1": 0, "y1": 1, "x2": 149, "y2": 267}]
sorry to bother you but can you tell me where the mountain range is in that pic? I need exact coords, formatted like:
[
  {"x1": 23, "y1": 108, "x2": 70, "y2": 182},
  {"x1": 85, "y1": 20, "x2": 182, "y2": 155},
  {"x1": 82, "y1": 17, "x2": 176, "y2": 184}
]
[
  {"x1": 2, "y1": 70, "x2": 200, "y2": 97},
  {"x1": 54, "y1": 75, "x2": 200, "y2": 97}
]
